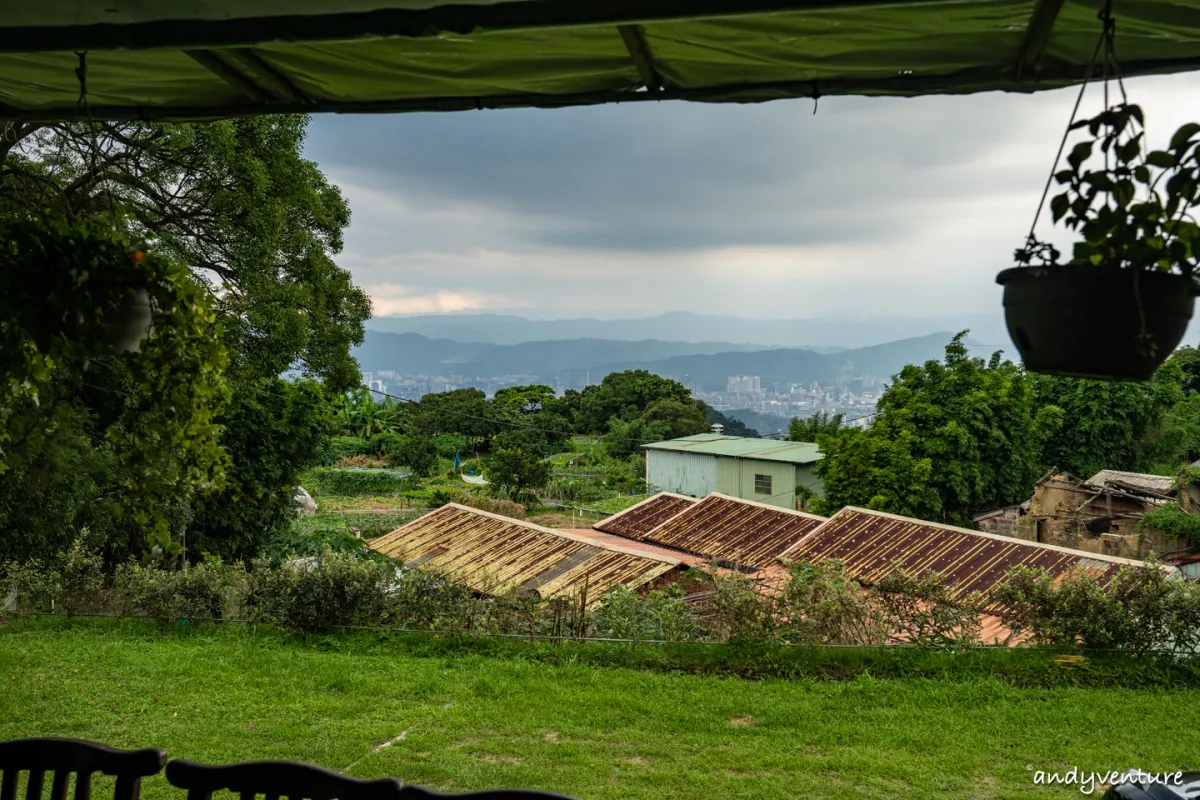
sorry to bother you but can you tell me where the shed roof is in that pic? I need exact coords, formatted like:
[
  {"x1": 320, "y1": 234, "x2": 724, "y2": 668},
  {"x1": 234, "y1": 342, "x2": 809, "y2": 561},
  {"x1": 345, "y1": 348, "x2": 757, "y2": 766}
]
[
  {"x1": 6, "y1": 0, "x2": 1196, "y2": 121},
  {"x1": 593, "y1": 492, "x2": 701, "y2": 540},
  {"x1": 1086, "y1": 470, "x2": 1177, "y2": 496},
  {"x1": 369, "y1": 504, "x2": 678, "y2": 602},
  {"x1": 644, "y1": 434, "x2": 822, "y2": 464},
  {"x1": 638, "y1": 492, "x2": 827, "y2": 570},
  {"x1": 779, "y1": 506, "x2": 1174, "y2": 614}
]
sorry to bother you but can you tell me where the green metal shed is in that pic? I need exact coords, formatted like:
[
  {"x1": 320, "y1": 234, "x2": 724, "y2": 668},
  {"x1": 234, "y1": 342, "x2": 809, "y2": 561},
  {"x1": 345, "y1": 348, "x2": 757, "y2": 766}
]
[{"x1": 643, "y1": 433, "x2": 822, "y2": 510}]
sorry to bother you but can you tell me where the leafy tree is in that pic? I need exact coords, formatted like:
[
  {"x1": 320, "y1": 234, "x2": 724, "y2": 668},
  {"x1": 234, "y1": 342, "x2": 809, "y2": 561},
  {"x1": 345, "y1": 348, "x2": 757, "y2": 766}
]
[
  {"x1": 491, "y1": 385, "x2": 557, "y2": 415},
  {"x1": 816, "y1": 333, "x2": 1061, "y2": 525},
  {"x1": 789, "y1": 411, "x2": 844, "y2": 443},
  {"x1": 640, "y1": 398, "x2": 709, "y2": 441},
  {"x1": 187, "y1": 378, "x2": 335, "y2": 561},
  {"x1": 335, "y1": 388, "x2": 407, "y2": 438},
  {"x1": 1168, "y1": 346, "x2": 1200, "y2": 396},
  {"x1": 575, "y1": 370, "x2": 693, "y2": 433},
  {"x1": 702, "y1": 403, "x2": 758, "y2": 437},
  {"x1": 489, "y1": 448, "x2": 552, "y2": 498},
  {"x1": 1033, "y1": 362, "x2": 1184, "y2": 478},
  {"x1": 397, "y1": 436, "x2": 439, "y2": 479},
  {"x1": 413, "y1": 388, "x2": 498, "y2": 442},
  {"x1": 2, "y1": 118, "x2": 371, "y2": 391}
]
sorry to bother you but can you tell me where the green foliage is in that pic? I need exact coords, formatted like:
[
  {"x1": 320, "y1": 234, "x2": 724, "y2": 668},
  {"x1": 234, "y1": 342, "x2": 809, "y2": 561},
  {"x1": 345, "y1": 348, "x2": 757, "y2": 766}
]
[
  {"x1": 188, "y1": 378, "x2": 336, "y2": 561},
  {"x1": 574, "y1": 370, "x2": 694, "y2": 434},
  {"x1": 396, "y1": 436, "x2": 439, "y2": 478},
  {"x1": 388, "y1": 569, "x2": 484, "y2": 632},
  {"x1": 871, "y1": 568, "x2": 985, "y2": 650},
  {"x1": 788, "y1": 411, "x2": 844, "y2": 443},
  {"x1": 1034, "y1": 363, "x2": 1184, "y2": 478},
  {"x1": 591, "y1": 584, "x2": 700, "y2": 643},
  {"x1": 112, "y1": 561, "x2": 247, "y2": 625},
  {"x1": 1140, "y1": 502, "x2": 1200, "y2": 548},
  {"x1": 336, "y1": 389, "x2": 406, "y2": 438},
  {"x1": 702, "y1": 402, "x2": 758, "y2": 437},
  {"x1": 265, "y1": 519, "x2": 378, "y2": 564},
  {"x1": 367, "y1": 432, "x2": 408, "y2": 458},
  {"x1": 58, "y1": 535, "x2": 105, "y2": 618},
  {"x1": 488, "y1": 448, "x2": 552, "y2": 499},
  {"x1": 0, "y1": 557, "x2": 61, "y2": 616},
  {"x1": 816, "y1": 334, "x2": 1061, "y2": 525},
  {"x1": 413, "y1": 389, "x2": 496, "y2": 441},
  {"x1": 305, "y1": 468, "x2": 410, "y2": 496},
  {"x1": 0, "y1": 216, "x2": 231, "y2": 550},
  {"x1": 324, "y1": 435, "x2": 371, "y2": 465},
  {"x1": 247, "y1": 549, "x2": 396, "y2": 634},
  {"x1": 434, "y1": 435, "x2": 469, "y2": 460},
  {"x1": 704, "y1": 573, "x2": 778, "y2": 643},
  {"x1": 778, "y1": 560, "x2": 886, "y2": 645},
  {"x1": 1016, "y1": 104, "x2": 1200, "y2": 276},
  {"x1": 995, "y1": 561, "x2": 1200, "y2": 655}
]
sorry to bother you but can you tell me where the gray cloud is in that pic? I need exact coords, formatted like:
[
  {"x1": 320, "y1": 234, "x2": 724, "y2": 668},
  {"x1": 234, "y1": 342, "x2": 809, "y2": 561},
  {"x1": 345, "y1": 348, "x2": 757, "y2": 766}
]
[{"x1": 303, "y1": 72, "x2": 1200, "y2": 322}]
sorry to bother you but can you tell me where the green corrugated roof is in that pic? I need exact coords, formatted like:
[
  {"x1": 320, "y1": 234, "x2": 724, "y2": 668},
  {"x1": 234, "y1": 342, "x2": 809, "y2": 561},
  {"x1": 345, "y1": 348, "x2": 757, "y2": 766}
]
[
  {"x1": 3, "y1": 0, "x2": 1200, "y2": 121},
  {"x1": 644, "y1": 433, "x2": 822, "y2": 464}
]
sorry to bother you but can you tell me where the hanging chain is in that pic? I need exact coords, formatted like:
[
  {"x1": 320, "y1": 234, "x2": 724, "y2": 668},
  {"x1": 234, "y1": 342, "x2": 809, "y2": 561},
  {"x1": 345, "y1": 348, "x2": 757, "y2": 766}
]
[{"x1": 1024, "y1": 0, "x2": 1117, "y2": 243}]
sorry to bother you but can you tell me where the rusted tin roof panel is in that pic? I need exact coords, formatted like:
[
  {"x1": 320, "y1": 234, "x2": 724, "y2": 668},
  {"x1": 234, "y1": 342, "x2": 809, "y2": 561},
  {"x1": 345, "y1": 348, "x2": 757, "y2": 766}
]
[
  {"x1": 594, "y1": 493, "x2": 700, "y2": 540},
  {"x1": 779, "y1": 506, "x2": 1167, "y2": 613},
  {"x1": 369, "y1": 504, "x2": 677, "y2": 601},
  {"x1": 1086, "y1": 470, "x2": 1177, "y2": 495},
  {"x1": 639, "y1": 493, "x2": 827, "y2": 570}
]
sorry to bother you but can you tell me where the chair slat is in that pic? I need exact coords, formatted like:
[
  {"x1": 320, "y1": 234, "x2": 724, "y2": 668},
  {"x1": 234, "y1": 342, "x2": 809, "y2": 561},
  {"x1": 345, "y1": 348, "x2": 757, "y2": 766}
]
[
  {"x1": 49, "y1": 773, "x2": 68, "y2": 800},
  {"x1": 25, "y1": 770, "x2": 44, "y2": 800},
  {"x1": 112, "y1": 776, "x2": 138, "y2": 800},
  {"x1": 0, "y1": 769, "x2": 15, "y2": 800},
  {"x1": 72, "y1": 774, "x2": 90, "y2": 800}
]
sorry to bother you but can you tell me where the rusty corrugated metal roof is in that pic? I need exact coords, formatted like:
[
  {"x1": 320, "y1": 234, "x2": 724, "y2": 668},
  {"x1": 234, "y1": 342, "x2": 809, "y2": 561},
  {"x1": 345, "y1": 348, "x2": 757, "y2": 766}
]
[
  {"x1": 593, "y1": 492, "x2": 700, "y2": 540},
  {"x1": 637, "y1": 493, "x2": 827, "y2": 570},
  {"x1": 369, "y1": 504, "x2": 679, "y2": 603},
  {"x1": 778, "y1": 506, "x2": 1171, "y2": 614}
]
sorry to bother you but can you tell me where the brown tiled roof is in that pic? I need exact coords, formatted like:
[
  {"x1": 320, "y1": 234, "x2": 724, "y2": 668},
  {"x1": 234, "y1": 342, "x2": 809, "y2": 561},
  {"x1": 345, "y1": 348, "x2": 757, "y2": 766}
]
[
  {"x1": 638, "y1": 493, "x2": 827, "y2": 570},
  {"x1": 593, "y1": 492, "x2": 699, "y2": 540},
  {"x1": 779, "y1": 506, "x2": 1169, "y2": 614},
  {"x1": 369, "y1": 504, "x2": 679, "y2": 603}
]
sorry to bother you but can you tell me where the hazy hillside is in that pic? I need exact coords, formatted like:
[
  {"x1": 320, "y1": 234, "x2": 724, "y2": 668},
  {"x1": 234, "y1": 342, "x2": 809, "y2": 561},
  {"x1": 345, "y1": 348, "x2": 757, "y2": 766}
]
[
  {"x1": 366, "y1": 311, "x2": 1010, "y2": 349},
  {"x1": 353, "y1": 331, "x2": 759, "y2": 376},
  {"x1": 595, "y1": 332, "x2": 969, "y2": 390}
]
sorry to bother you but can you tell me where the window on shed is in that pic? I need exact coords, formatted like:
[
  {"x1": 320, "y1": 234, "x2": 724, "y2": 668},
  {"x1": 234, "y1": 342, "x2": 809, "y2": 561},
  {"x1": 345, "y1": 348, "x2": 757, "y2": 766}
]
[{"x1": 754, "y1": 474, "x2": 772, "y2": 495}]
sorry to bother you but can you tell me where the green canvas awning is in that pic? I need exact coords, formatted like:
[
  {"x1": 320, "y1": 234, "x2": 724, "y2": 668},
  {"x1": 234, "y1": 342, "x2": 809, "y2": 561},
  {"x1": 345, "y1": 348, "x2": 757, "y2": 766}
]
[{"x1": 1, "y1": 0, "x2": 1199, "y2": 121}]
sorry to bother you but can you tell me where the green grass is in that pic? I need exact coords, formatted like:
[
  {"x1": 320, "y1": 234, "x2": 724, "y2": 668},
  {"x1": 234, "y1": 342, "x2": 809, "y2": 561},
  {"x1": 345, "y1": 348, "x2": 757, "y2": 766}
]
[{"x1": 2, "y1": 626, "x2": 1198, "y2": 799}]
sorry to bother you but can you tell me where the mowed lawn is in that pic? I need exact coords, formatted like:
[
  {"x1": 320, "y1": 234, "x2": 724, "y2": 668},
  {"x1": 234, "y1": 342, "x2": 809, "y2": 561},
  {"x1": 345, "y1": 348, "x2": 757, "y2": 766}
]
[{"x1": 1, "y1": 628, "x2": 1197, "y2": 800}]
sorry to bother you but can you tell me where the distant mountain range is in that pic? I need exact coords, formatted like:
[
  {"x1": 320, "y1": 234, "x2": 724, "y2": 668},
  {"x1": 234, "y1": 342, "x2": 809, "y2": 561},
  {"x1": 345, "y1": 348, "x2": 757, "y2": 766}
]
[
  {"x1": 353, "y1": 330, "x2": 1001, "y2": 389},
  {"x1": 366, "y1": 311, "x2": 1014, "y2": 350}
]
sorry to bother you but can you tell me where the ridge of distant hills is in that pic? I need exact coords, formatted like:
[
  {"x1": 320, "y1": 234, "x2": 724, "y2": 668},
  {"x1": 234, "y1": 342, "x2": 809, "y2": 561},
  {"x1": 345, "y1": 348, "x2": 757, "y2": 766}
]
[
  {"x1": 366, "y1": 311, "x2": 1014, "y2": 350},
  {"x1": 353, "y1": 330, "x2": 998, "y2": 389}
]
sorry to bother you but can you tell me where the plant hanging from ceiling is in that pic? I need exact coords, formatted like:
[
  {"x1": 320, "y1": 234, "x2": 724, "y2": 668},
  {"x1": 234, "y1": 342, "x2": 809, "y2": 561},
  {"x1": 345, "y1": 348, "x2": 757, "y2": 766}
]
[
  {"x1": 998, "y1": 1, "x2": 1200, "y2": 381},
  {"x1": 0, "y1": 214, "x2": 231, "y2": 550}
]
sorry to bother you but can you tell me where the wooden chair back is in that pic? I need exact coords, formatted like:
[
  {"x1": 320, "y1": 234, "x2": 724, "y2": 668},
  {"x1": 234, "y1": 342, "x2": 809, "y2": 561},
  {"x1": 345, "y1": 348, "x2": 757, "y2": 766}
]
[{"x1": 0, "y1": 738, "x2": 166, "y2": 800}]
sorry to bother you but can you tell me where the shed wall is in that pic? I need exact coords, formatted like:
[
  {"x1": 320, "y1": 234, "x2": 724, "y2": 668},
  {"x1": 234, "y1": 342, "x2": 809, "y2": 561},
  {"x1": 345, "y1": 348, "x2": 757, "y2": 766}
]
[{"x1": 646, "y1": 449, "x2": 717, "y2": 499}]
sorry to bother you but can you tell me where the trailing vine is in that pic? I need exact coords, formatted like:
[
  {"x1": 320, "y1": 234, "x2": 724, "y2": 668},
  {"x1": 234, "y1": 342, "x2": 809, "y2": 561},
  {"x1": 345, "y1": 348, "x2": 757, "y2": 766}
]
[
  {"x1": 0, "y1": 214, "x2": 231, "y2": 549},
  {"x1": 1139, "y1": 501, "x2": 1200, "y2": 549}
]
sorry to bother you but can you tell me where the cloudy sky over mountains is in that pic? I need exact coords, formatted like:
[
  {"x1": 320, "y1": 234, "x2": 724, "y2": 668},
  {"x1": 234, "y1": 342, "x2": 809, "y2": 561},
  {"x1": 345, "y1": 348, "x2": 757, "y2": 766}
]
[{"x1": 305, "y1": 71, "x2": 1200, "y2": 324}]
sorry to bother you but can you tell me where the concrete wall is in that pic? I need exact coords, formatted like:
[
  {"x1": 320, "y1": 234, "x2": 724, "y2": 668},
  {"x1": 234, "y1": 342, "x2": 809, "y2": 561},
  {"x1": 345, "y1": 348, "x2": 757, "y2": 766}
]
[{"x1": 646, "y1": 449, "x2": 718, "y2": 499}]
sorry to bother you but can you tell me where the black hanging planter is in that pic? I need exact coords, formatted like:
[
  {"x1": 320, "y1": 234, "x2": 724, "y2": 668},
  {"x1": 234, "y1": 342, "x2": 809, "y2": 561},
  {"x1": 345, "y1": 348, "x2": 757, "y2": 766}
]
[{"x1": 996, "y1": 264, "x2": 1198, "y2": 381}]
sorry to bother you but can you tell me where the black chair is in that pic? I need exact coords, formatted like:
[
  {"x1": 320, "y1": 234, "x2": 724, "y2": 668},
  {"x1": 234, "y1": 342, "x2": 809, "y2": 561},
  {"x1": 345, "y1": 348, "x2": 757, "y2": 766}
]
[
  {"x1": 165, "y1": 760, "x2": 577, "y2": 800},
  {"x1": 0, "y1": 738, "x2": 166, "y2": 800}
]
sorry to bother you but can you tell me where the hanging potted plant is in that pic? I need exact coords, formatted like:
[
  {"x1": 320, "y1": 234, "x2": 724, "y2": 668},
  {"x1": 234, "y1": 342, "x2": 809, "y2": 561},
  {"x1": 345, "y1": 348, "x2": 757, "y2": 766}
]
[{"x1": 997, "y1": 7, "x2": 1200, "y2": 381}]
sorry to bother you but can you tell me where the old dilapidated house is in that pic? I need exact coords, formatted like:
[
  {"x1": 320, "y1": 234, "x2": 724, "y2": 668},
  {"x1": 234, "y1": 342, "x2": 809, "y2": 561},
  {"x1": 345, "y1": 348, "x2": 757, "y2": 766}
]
[{"x1": 973, "y1": 469, "x2": 1200, "y2": 560}]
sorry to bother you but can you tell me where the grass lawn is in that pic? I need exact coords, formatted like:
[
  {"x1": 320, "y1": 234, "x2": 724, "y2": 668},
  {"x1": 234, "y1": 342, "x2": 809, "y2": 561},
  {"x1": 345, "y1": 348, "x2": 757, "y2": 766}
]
[{"x1": 2, "y1": 627, "x2": 1197, "y2": 799}]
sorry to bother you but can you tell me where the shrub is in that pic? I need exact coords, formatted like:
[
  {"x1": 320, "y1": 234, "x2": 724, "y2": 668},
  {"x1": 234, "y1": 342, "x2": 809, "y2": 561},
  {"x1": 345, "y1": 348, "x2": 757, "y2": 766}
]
[
  {"x1": 778, "y1": 560, "x2": 886, "y2": 645},
  {"x1": 306, "y1": 467, "x2": 409, "y2": 496},
  {"x1": 435, "y1": 435, "x2": 469, "y2": 460},
  {"x1": 323, "y1": 436, "x2": 370, "y2": 466},
  {"x1": 0, "y1": 558, "x2": 61, "y2": 616},
  {"x1": 1140, "y1": 502, "x2": 1200, "y2": 549},
  {"x1": 247, "y1": 549, "x2": 395, "y2": 634},
  {"x1": 389, "y1": 568, "x2": 485, "y2": 631},
  {"x1": 432, "y1": 490, "x2": 526, "y2": 519},
  {"x1": 113, "y1": 561, "x2": 248, "y2": 624},
  {"x1": 396, "y1": 436, "x2": 439, "y2": 477},
  {"x1": 592, "y1": 584, "x2": 700, "y2": 643},
  {"x1": 702, "y1": 572, "x2": 778, "y2": 643},
  {"x1": 871, "y1": 568, "x2": 984, "y2": 649},
  {"x1": 337, "y1": 454, "x2": 388, "y2": 468},
  {"x1": 368, "y1": 432, "x2": 408, "y2": 458},
  {"x1": 995, "y1": 561, "x2": 1200, "y2": 655},
  {"x1": 59, "y1": 535, "x2": 105, "y2": 617}
]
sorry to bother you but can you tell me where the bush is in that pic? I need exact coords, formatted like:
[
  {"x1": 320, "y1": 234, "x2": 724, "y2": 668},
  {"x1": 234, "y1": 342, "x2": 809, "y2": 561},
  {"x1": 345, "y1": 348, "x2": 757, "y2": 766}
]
[
  {"x1": 389, "y1": 568, "x2": 484, "y2": 631},
  {"x1": 396, "y1": 437, "x2": 439, "y2": 477},
  {"x1": 435, "y1": 435, "x2": 469, "y2": 460},
  {"x1": 247, "y1": 549, "x2": 396, "y2": 634},
  {"x1": 323, "y1": 436, "x2": 371, "y2": 465},
  {"x1": 592, "y1": 584, "x2": 700, "y2": 643},
  {"x1": 995, "y1": 561, "x2": 1200, "y2": 655},
  {"x1": 368, "y1": 432, "x2": 408, "y2": 458},
  {"x1": 306, "y1": 467, "x2": 409, "y2": 496},
  {"x1": 0, "y1": 558, "x2": 61, "y2": 616},
  {"x1": 778, "y1": 560, "x2": 886, "y2": 645},
  {"x1": 871, "y1": 568, "x2": 984, "y2": 649},
  {"x1": 430, "y1": 490, "x2": 526, "y2": 519},
  {"x1": 703, "y1": 572, "x2": 778, "y2": 643},
  {"x1": 113, "y1": 561, "x2": 248, "y2": 624},
  {"x1": 59, "y1": 535, "x2": 105, "y2": 617}
]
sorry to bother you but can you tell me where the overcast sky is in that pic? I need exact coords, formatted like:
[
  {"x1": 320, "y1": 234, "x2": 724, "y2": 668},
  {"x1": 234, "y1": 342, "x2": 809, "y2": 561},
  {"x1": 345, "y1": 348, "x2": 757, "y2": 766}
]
[{"x1": 303, "y1": 71, "x2": 1200, "y2": 325}]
